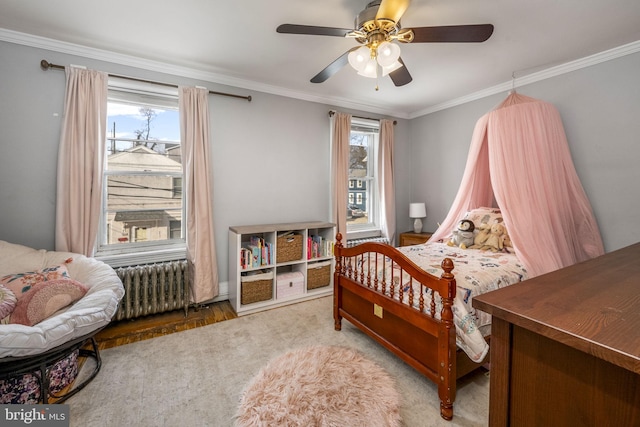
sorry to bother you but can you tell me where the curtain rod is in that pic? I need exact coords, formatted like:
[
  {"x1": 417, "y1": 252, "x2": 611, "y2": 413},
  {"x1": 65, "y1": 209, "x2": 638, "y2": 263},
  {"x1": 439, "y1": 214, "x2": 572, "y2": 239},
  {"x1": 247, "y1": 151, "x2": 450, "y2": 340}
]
[
  {"x1": 328, "y1": 110, "x2": 396, "y2": 125},
  {"x1": 40, "y1": 60, "x2": 252, "y2": 102}
]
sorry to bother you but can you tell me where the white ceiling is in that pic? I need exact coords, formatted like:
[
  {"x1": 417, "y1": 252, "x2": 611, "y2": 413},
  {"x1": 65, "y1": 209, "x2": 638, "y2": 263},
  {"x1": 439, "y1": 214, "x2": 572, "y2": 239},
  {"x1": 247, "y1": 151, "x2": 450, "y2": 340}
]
[{"x1": 1, "y1": 0, "x2": 639, "y2": 118}]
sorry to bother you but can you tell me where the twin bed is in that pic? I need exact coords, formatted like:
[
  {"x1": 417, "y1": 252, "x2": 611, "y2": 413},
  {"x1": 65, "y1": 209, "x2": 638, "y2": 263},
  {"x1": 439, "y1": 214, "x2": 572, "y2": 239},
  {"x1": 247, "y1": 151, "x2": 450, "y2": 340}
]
[
  {"x1": 331, "y1": 94, "x2": 608, "y2": 420},
  {"x1": 333, "y1": 215, "x2": 528, "y2": 420}
]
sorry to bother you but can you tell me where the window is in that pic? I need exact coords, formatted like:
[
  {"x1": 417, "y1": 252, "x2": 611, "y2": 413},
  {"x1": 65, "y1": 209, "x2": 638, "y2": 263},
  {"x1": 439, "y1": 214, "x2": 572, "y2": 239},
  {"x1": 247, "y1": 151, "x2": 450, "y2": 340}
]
[
  {"x1": 347, "y1": 118, "x2": 380, "y2": 237},
  {"x1": 97, "y1": 78, "x2": 185, "y2": 265},
  {"x1": 169, "y1": 220, "x2": 182, "y2": 239},
  {"x1": 172, "y1": 177, "x2": 182, "y2": 198}
]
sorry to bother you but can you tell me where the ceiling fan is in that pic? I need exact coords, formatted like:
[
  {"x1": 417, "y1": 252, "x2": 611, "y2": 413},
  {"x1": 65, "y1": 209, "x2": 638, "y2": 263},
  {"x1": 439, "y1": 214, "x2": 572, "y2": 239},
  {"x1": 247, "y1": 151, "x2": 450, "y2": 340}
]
[{"x1": 277, "y1": 0, "x2": 494, "y2": 88}]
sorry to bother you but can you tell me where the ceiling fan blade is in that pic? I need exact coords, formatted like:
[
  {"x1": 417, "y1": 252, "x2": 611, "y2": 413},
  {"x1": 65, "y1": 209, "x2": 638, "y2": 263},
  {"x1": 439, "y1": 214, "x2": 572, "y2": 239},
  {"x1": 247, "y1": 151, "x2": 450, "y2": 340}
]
[
  {"x1": 375, "y1": 0, "x2": 411, "y2": 24},
  {"x1": 277, "y1": 24, "x2": 352, "y2": 37},
  {"x1": 311, "y1": 47, "x2": 359, "y2": 83},
  {"x1": 411, "y1": 24, "x2": 494, "y2": 43},
  {"x1": 389, "y1": 57, "x2": 412, "y2": 86}
]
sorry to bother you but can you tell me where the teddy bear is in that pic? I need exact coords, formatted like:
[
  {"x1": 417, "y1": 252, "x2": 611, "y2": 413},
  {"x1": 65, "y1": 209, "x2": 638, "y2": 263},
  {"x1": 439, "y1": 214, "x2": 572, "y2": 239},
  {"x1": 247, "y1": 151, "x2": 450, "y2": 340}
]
[
  {"x1": 471, "y1": 223, "x2": 491, "y2": 247},
  {"x1": 475, "y1": 222, "x2": 507, "y2": 252},
  {"x1": 447, "y1": 219, "x2": 475, "y2": 249},
  {"x1": 502, "y1": 231, "x2": 514, "y2": 253}
]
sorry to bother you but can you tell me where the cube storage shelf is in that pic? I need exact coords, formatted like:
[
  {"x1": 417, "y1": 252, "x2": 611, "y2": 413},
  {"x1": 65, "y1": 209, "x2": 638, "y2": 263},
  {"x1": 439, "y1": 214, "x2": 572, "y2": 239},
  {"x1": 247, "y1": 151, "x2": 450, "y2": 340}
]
[{"x1": 228, "y1": 221, "x2": 336, "y2": 316}]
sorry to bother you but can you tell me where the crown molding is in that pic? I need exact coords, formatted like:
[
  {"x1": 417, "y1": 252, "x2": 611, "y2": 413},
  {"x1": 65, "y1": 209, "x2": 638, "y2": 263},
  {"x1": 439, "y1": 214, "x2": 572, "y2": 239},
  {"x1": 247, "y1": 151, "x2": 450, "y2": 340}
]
[
  {"x1": 409, "y1": 39, "x2": 640, "y2": 119},
  {"x1": 0, "y1": 28, "x2": 408, "y2": 119},
  {"x1": 2, "y1": 28, "x2": 636, "y2": 121}
]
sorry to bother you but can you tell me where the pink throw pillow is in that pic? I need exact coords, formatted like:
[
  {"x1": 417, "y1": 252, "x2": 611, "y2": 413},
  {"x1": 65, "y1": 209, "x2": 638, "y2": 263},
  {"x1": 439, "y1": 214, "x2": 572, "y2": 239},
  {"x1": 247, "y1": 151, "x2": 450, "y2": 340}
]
[
  {"x1": 464, "y1": 207, "x2": 503, "y2": 226},
  {"x1": 0, "y1": 258, "x2": 73, "y2": 298},
  {"x1": 10, "y1": 278, "x2": 88, "y2": 326}
]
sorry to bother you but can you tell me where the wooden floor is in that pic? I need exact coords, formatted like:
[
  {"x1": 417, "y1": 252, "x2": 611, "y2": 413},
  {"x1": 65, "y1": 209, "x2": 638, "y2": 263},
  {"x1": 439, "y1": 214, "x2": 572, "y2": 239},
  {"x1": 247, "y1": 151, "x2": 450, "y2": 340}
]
[{"x1": 95, "y1": 300, "x2": 237, "y2": 350}]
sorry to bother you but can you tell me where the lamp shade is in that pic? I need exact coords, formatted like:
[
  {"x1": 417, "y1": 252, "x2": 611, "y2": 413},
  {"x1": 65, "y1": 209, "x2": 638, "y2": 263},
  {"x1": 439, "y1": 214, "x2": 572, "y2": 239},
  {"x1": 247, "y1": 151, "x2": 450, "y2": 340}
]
[
  {"x1": 409, "y1": 203, "x2": 426, "y2": 218},
  {"x1": 357, "y1": 57, "x2": 378, "y2": 78},
  {"x1": 348, "y1": 46, "x2": 370, "y2": 72},
  {"x1": 376, "y1": 41, "x2": 401, "y2": 67}
]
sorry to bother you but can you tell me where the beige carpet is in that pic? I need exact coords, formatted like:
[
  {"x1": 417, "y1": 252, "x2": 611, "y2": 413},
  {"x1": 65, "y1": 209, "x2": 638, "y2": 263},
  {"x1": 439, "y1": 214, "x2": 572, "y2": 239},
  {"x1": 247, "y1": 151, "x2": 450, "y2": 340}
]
[{"x1": 68, "y1": 296, "x2": 489, "y2": 426}]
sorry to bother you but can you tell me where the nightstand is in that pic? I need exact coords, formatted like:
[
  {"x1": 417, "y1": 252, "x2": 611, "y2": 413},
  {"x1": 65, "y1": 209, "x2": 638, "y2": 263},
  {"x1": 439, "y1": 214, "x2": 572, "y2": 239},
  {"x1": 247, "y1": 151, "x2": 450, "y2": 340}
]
[{"x1": 399, "y1": 231, "x2": 433, "y2": 247}]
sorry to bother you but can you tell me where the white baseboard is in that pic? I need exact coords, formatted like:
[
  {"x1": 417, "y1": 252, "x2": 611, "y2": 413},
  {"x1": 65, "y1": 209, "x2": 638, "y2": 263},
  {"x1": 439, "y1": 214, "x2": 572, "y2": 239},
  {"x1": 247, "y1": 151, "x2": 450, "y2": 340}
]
[{"x1": 211, "y1": 280, "x2": 229, "y2": 303}]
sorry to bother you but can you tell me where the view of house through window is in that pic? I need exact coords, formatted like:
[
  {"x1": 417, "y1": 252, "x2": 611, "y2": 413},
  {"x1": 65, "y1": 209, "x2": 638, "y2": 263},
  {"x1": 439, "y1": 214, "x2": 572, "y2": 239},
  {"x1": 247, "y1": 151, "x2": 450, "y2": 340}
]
[
  {"x1": 347, "y1": 119, "x2": 380, "y2": 235},
  {"x1": 97, "y1": 80, "x2": 183, "y2": 256}
]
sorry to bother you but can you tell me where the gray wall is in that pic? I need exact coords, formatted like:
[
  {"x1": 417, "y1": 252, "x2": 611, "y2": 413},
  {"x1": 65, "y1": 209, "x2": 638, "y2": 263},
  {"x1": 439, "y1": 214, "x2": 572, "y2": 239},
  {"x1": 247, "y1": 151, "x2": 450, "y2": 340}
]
[
  {"x1": 1, "y1": 40, "x2": 638, "y2": 291},
  {"x1": 0, "y1": 41, "x2": 410, "y2": 287},
  {"x1": 410, "y1": 51, "x2": 640, "y2": 252}
]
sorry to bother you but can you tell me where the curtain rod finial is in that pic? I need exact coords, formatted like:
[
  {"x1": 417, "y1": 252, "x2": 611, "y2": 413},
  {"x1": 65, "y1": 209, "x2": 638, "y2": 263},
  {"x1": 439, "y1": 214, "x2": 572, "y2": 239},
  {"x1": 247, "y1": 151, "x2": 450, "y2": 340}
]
[{"x1": 40, "y1": 59, "x2": 51, "y2": 70}]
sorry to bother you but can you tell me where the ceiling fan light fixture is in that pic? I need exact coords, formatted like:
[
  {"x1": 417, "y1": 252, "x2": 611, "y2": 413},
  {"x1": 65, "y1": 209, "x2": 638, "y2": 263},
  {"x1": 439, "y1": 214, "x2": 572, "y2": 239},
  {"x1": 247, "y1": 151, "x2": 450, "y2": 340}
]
[
  {"x1": 357, "y1": 57, "x2": 378, "y2": 78},
  {"x1": 278, "y1": 0, "x2": 495, "y2": 88},
  {"x1": 348, "y1": 46, "x2": 371, "y2": 72},
  {"x1": 376, "y1": 41, "x2": 401, "y2": 67}
]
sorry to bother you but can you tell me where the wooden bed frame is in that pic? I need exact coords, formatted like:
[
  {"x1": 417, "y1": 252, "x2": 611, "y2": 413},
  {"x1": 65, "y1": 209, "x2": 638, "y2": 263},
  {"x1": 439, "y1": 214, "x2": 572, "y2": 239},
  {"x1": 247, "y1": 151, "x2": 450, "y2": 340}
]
[{"x1": 333, "y1": 233, "x2": 488, "y2": 420}]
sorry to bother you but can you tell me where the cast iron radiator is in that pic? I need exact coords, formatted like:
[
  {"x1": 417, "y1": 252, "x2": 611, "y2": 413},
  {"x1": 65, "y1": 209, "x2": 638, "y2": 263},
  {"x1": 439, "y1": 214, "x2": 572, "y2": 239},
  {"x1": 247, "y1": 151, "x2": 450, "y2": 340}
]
[
  {"x1": 346, "y1": 237, "x2": 390, "y2": 247},
  {"x1": 114, "y1": 260, "x2": 190, "y2": 321}
]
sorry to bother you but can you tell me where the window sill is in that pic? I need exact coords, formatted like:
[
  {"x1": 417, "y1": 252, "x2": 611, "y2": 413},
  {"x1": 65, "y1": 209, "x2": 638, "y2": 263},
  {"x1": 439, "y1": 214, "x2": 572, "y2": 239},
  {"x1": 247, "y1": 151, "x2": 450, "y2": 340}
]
[
  {"x1": 346, "y1": 229, "x2": 382, "y2": 241},
  {"x1": 96, "y1": 245, "x2": 187, "y2": 268}
]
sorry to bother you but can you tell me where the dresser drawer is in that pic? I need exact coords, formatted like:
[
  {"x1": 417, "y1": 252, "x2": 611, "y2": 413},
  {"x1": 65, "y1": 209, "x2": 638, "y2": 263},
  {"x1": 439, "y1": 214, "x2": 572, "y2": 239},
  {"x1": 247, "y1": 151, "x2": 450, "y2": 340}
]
[{"x1": 399, "y1": 232, "x2": 433, "y2": 247}]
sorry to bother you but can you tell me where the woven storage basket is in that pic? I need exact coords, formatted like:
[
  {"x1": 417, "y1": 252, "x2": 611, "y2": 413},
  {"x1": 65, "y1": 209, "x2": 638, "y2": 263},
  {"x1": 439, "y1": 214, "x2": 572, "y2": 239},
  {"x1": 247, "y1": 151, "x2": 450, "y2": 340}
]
[
  {"x1": 241, "y1": 271, "x2": 273, "y2": 305},
  {"x1": 307, "y1": 261, "x2": 332, "y2": 290},
  {"x1": 276, "y1": 233, "x2": 303, "y2": 263}
]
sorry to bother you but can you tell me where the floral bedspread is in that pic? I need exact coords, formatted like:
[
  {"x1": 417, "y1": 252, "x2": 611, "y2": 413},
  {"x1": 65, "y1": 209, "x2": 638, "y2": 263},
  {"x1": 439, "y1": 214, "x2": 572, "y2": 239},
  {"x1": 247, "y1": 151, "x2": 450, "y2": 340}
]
[{"x1": 359, "y1": 242, "x2": 528, "y2": 362}]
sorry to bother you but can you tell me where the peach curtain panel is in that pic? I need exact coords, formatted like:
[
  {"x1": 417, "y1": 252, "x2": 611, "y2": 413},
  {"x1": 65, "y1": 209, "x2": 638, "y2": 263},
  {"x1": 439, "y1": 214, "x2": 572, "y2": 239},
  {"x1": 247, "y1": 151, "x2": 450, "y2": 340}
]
[
  {"x1": 179, "y1": 87, "x2": 218, "y2": 303},
  {"x1": 378, "y1": 119, "x2": 396, "y2": 245},
  {"x1": 430, "y1": 93, "x2": 604, "y2": 277},
  {"x1": 331, "y1": 112, "x2": 351, "y2": 241},
  {"x1": 55, "y1": 66, "x2": 108, "y2": 256}
]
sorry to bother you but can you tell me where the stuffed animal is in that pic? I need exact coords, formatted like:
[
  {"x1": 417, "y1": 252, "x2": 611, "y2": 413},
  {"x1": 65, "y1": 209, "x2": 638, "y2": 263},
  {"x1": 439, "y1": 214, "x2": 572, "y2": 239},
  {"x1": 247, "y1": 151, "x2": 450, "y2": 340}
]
[
  {"x1": 476, "y1": 222, "x2": 507, "y2": 252},
  {"x1": 447, "y1": 219, "x2": 476, "y2": 249},
  {"x1": 472, "y1": 223, "x2": 491, "y2": 248}
]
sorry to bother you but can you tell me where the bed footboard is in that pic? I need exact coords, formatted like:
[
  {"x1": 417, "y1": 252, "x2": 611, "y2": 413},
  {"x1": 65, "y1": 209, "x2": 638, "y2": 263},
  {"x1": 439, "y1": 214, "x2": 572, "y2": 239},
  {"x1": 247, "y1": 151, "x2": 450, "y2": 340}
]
[{"x1": 333, "y1": 233, "x2": 459, "y2": 420}]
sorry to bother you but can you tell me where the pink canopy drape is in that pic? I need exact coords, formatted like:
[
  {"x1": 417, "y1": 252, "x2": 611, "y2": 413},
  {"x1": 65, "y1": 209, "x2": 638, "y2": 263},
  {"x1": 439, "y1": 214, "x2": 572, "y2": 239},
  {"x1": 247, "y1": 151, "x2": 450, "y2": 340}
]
[{"x1": 430, "y1": 93, "x2": 604, "y2": 277}]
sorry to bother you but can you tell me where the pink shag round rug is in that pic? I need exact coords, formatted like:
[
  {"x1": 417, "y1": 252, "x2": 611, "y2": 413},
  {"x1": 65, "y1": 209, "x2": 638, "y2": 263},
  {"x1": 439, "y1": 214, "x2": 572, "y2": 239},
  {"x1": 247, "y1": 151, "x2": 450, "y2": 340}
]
[{"x1": 235, "y1": 345, "x2": 402, "y2": 427}]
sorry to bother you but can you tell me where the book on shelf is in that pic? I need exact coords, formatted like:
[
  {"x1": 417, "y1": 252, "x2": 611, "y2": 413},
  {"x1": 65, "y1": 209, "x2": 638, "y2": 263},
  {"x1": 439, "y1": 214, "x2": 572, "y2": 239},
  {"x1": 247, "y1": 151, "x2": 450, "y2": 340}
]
[
  {"x1": 240, "y1": 248, "x2": 252, "y2": 269},
  {"x1": 261, "y1": 242, "x2": 273, "y2": 266},
  {"x1": 307, "y1": 235, "x2": 335, "y2": 259},
  {"x1": 241, "y1": 236, "x2": 273, "y2": 269},
  {"x1": 247, "y1": 244, "x2": 260, "y2": 268}
]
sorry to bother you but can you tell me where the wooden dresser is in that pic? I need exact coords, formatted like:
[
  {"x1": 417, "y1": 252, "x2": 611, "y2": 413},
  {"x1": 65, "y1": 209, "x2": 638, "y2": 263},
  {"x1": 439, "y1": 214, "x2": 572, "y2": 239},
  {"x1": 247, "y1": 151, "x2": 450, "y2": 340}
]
[
  {"x1": 473, "y1": 242, "x2": 640, "y2": 427},
  {"x1": 398, "y1": 231, "x2": 432, "y2": 246}
]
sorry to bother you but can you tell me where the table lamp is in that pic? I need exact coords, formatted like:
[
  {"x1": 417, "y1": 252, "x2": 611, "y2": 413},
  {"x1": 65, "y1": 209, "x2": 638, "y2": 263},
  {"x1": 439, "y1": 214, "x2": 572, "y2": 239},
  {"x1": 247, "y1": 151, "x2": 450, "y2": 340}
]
[{"x1": 409, "y1": 203, "x2": 427, "y2": 234}]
